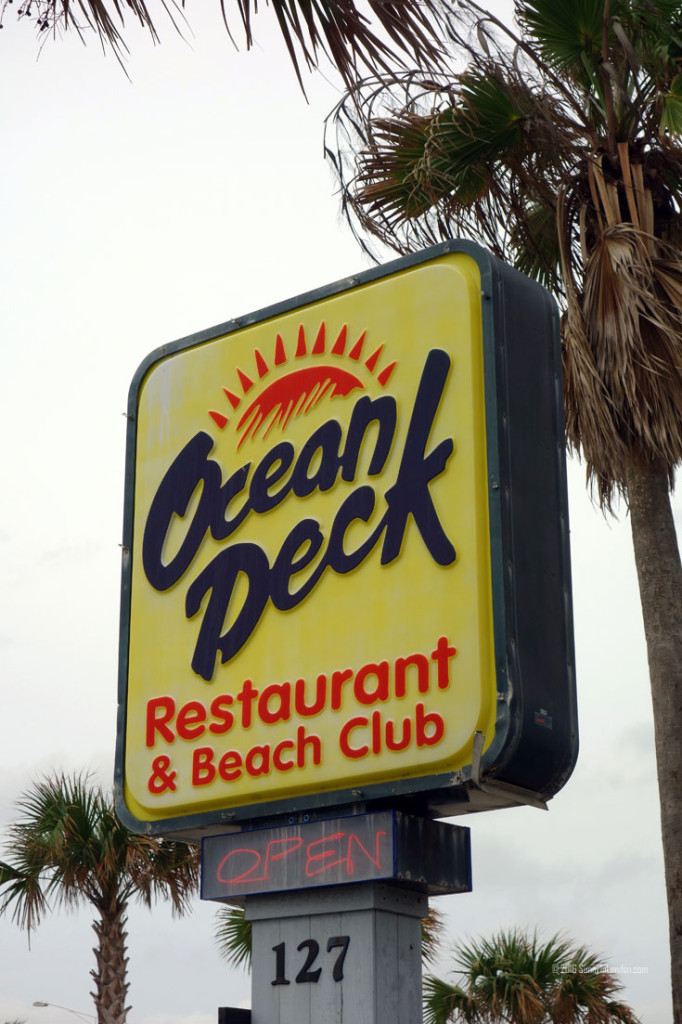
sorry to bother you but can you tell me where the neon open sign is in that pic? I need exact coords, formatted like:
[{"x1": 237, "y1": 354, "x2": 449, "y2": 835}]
[{"x1": 201, "y1": 812, "x2": 472, "y2": 899}]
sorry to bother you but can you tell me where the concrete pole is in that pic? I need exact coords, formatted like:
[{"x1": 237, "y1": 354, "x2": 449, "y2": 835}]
[{"x1": 245, "y1": 882, "x2": 428, "y2": 1024}]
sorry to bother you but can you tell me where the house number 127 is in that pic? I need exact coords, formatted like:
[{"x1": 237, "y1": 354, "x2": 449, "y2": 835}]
[{"x1": 272, "y1": 936, "x2": 351, "y2": 985}]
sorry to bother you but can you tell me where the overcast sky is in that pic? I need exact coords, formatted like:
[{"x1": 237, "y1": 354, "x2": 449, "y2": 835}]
[{"x1": 0, "y1": 3, "x2": 678, "y2": 1023}]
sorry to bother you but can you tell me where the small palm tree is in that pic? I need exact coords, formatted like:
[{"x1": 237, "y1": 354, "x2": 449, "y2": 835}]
[
  {"x1": 0, "y1": 772, "x2": 200, "y2": 1024},
  {"x1": 423, "y1": 929, "x2": 640, "y2": 1024}
]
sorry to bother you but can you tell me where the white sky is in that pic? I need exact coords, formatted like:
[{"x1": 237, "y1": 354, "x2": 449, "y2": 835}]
[{"x1": 0, "y1": 3, "x2": 678, "y2": 1023}]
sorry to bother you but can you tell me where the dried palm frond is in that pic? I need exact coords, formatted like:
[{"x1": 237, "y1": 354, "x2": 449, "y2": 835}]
[
  {"x1": 421, "y1": 905, "x2": 446, "y2": 966},
  {"x1": 565, "y1": 222, "x2": 682, "y2": 503},
  {"x1": 562, "y1": 296, "x2": 628, "y2": 507}
]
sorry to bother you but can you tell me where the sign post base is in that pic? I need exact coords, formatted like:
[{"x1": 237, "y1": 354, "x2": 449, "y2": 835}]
[
  {"x1": 246, "y1": 882, "x2": 427, "y2": 1024},
  {"x1": 203, "y1": 812, "x2": 472, "y2": 1023}
]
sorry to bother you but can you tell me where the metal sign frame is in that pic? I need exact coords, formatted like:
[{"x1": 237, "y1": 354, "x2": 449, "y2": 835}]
[{"x1": 115, "y1": 240, "x2": 577, "y2": 839}]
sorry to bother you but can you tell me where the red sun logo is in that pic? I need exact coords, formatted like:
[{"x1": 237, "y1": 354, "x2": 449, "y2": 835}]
[{"x1": 208, "y1": 322, "x2": 397, "y2": 448}]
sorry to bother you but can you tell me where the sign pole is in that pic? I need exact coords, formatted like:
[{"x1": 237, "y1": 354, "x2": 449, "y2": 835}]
[{"x1": 246, "y1": 882, "x2": 426, "y2": 1024}]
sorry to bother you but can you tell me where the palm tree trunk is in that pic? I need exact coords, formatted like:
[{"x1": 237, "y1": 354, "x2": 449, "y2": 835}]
[
  {"x1": 90, "y1": 901, "x2": 130, "y2": 1024},
  {"x1": 626, "y1": 454, "x2": 682, "y2": 1024}
]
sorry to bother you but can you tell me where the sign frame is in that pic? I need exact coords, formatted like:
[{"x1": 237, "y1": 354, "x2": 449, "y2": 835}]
[{"x1": 115, "y1": 239, "x2": 577, "y2": 839}]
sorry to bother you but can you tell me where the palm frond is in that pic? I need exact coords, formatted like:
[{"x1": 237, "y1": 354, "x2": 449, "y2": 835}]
[
  {"x1": 659, "y1": 73, "x2": 682, "y2": 136},
  {"x1": 6, "y1": 0, "x2": 447, "y2": 87},
  {"x1": 422, "y1": 905, "x2": 446, "y2": 966},
  {"x1": 0, "y1": 859, "x2": 50, "y2": 933},
  {"x1": 143, "y1": 837, "x2": 200, "y2": 913},
  {"x1": 510, "y1": 200, "x2": 562, "y2": 289},
  {"x1": 423, "y1": 974, "x2": 478, "y2": 1024},
  {"x1": 215, "y1": 904, "x2": 252, "y2": 969},
  {"x1": 327, "y1": 59, "x2": 575, "y2": 286},
  {"x1": 516, "y1": 0, "x2": 618, "y2": 71}
]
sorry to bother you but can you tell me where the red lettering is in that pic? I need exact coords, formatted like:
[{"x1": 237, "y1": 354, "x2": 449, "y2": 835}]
[
  {"x1": 296, "y1": 726, "x2": 322, "y2": 767},
  {"x1": 258, "y1": 682, "x2": 291, "y2": 724},
  {"x1": 215, "y1": 828, "x2": 389, "y2": 889},
  {"x1": 371, "y1": 709, "x2": 382, "y2": 753},
  {"x1": 192, "y1": 746, "x2": 216, "y2": 785},
  {"x1": 176, "y1": 700, "x2": 207, "y2": 740},
  {"x1": 245, "y1": 744, "x2": 271, "y2": 777},
  {"x1": 416, "y1": 703, "x2": 445, "y2": 746},
  {"x1": 146, "y1": 696, "x2": 176, "y2": 747},
  {"x1": 331, "y1": 668, "x2": 353, "y2": 710},
  {"x1": 217, "y1": 837, "x2": 304, "y2": 887},
  {"x1": 347, "y1": 829, "x2": 386, "y2": 872},
  {"x1": 219, "y1": 749, "x2": 242, "y2": 781},
  {"x1": 306, "y1": 833, "x2": 347, "y2": 877},
  {"x1": 431, "y1": 636, "x2": 457, "y2": 689},
  {"x1": 354, "y1": 661, "x2": 389, "y2": 705},
  {"x1": 264, "y1": 837, "x2": 304, "y2": 876},
  {"x1": 209, "y1": 695, "x2": 234, "y2": 734},
  {"x1": 395, "y1": 653, "x2": 429, "y2": 696},
  {"x1": 217, "y1": 848, "x2": 263, "y2": 884},
  {"x1": 339, "y1": 717, "x2": 369, "y2": 759},
  {"x1": 294, "y1": 674, "x2": 327, "y2": 716},
  {"x1": 237, "y1": 679, "x2": 259, "y2": 727},
  {"x1": 385, "y1": 716, "x2": 412, "y2": 751},
  {"x1": 273, "y1": 739, "x2": 295, "y2": 771}
]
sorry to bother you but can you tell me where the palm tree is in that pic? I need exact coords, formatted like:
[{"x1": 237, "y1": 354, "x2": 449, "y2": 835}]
[
  {"x1": 0, "y1": 772, "x2": 200, "y2": 1024},
  {"x1": 1, "y1": 0, "x2": 445, "y2": 89},
  {"x1": 423, "y1": 929, "x2": 640, "y2": 1024},
  {"x1": 326, "y1": 1, "x2": 682, "y2": 1017}
]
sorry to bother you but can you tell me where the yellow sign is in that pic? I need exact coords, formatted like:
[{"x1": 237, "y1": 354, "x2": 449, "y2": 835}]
[{"x1": 121, "y1": 252, "x2": 499, "y2": 824}]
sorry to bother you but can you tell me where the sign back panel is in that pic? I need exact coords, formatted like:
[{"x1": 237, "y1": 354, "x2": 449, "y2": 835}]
[{"x1": 116, "y1": 241, "x2": 577, "y2": 837}]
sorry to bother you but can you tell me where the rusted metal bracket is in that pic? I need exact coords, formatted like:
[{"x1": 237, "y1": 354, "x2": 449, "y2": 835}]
[{"x1": 471, "y1": 731, "x2": 549, "y2": 811}]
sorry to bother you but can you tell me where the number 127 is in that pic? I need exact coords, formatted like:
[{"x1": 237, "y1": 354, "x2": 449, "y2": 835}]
[{"x1": 272, "y1": 936, "x2": 351, "y2": 985}]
